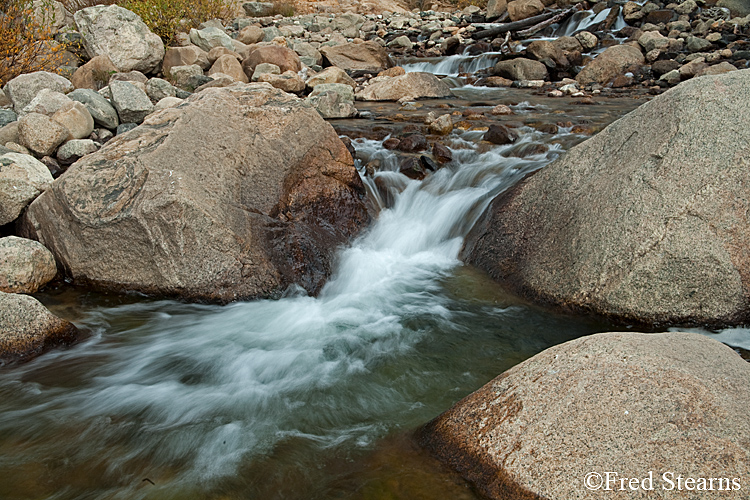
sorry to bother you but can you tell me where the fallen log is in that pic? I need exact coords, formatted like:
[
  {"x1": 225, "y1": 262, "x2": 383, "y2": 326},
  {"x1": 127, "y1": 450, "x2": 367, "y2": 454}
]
[
  {"x1": 472, "y1": 10, "x2": 558, "y2": 39},
  {"x1": 516, "y1": 4, "x2": 583, "y2": 38}
]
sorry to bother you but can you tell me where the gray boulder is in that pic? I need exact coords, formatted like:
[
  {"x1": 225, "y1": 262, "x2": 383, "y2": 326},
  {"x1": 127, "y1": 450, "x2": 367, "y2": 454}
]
[
  {"x1": 306, "y1": 84, "x2": 358, "y2": 119},
  {"x1": 0, "y1": 291, "x2": 78, "y2": 364},
  {"x1": 420, "y1": 331, "x2": 750, "y2": 500},
  {"x1": 56, "y1": 139, "x2": 98, "y2": 164},
  {"x1": 0, "y1": 153, "x2": 54, "y2": 225},
  {"x1": 68, "y1": 88, "x2": 119, "y2": 129},
  {"x1": 492, "y1": 58, "x2": 548, "y2": 81},
  {"x1": 74, "y1": 5, "x2": 165, "y2": 74},
  {"x1": 109, "y1": 80, "x2": 154, "y2": 124},
  {"x1": 320, "y1": 41, "x2": 393, "y2": 75},
  {"x1": 20, "y1": 89, "x2": 72, "y2": 117},
  {"x1": 0, "y1": 236, "x2": 57, "y2": 293},
  {"x1": 21, "y1": 83, "x2": 369, "y2": 302},
  {"x1": 243, "y1": 1, "x2": 274, "y2": 16},
  {"x1": 355, "y1": 72, "x2": 452, "y2": 101},
  {"x1": 462, "y1": 69, "x2": 750, "y2": 326},
  {"x1": 0, "y1": 110, "x2": 16, "y2": 127},
  {"x1": 3, "y1": 71, "x2": 73, "y2": 113},
  {"x1": 189, "y1": 27, "x2": 234, "y2": 52}
]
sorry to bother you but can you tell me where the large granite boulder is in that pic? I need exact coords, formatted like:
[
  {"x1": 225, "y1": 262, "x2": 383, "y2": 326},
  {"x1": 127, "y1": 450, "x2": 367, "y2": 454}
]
[
  {"x1": 21, "y1": 83, "x2": 369, "y2": 302},
  {"x1": 575, "y1": 44, "x2": 645, "y2": 86},
  {"x1": 3, "y1": 71, "x2": 73, "y2": 113},
  {"x1": 492, "y1": 57, "x2": 548, "y2": 81},
  {"x1": 419, "y1": 331, "x2": 750, "y2": 500},
  {"x1": 462, "y1": 69, "x2": 750, "y2": 326},
  {"x1": 355, "y1": 72, "x2": 452, "y2": 101},
  {"x1": 320, "y1": 41, "x2": 393, "y2": 75},
  {"x1": 74, "y1": 5, "x2": 165, "y2": 74},
  {"x1": 241, "y1": 45, "x2": 302, "y2": 78},
  {"x1": 0, "y1": 291, "x2": 78, "y2": 364}
]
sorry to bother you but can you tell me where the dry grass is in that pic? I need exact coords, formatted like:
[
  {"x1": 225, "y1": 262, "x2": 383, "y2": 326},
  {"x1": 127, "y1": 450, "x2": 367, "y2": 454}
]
[{"x1": 0, "y1": 0, "x2": 65, "y2": 85}]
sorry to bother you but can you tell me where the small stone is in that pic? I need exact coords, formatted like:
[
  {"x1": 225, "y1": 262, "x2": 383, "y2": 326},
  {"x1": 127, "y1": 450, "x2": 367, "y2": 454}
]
[
  {"x1": 484, "y1": 124, "x2": 517, "y2": 144},
  {"x1": 56, "y1": 138, "x2": 98, "y2": 164},
  {"x1": 432, "y1": 142, "x2": 452, "y2": 163},
  {"x1": 0, "y1": 110, "x2": 17, "y2": 128},
  {"x1": 145, "y1": 78, "x2": 177, "y2": 103},
  {"x1": 429, "y1": 114, "x2": 453, "y2": 135},
  {"x1": 397, "y1": 134, "x2": 428, "y2": 152}
]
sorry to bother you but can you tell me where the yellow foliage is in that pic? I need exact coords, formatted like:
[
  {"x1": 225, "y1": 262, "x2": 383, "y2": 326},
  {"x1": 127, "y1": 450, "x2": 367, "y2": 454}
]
[
  {"x1": 0, "y1": 0, "x2": 65, "y2": 86},
  {"x1": 120, "y1": 0, "x2": 234, "y2": 46}
]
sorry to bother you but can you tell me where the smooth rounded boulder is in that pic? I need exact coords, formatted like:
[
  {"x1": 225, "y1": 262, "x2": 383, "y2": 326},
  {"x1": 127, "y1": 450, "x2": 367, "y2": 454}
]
[
  {"x1": 0, "y1": 153, "x2": 54, "y2": 225},
  {"x1": 320, "y1": 41, "x2": 393, "y2": 75},
  {"x1": 575, "y1": 44, "x2": 645, "y2": 86},
  {"x1": 0, "y1": 236, "x2": 57, "y2": 293},
  {"x1": 419, "y1": 331, "x2": 750, "y2": 500},
  {"x1": 21, "y1": 83, "x2": 369, "y2": 302},
  {"x1": 0, "y1": 291, "x2": 78, "y2": 364},
  {"x1": 462, "y1": 69, "x2": 750, "y2": 326},
  {"x1": 355, "y1": 72, "x2": 452, "y2": 101}
]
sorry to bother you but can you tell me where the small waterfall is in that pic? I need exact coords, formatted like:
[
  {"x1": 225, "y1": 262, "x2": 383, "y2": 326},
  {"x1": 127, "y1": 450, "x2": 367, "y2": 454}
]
[{"x1": 400, "y1": 52, "x2": 503, "y2": 76}]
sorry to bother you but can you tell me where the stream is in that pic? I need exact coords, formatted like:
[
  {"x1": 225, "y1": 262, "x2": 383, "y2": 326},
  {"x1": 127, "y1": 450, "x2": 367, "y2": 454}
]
[{"x1": 2, "y1": 50, "x2": 748, "y2": 500}]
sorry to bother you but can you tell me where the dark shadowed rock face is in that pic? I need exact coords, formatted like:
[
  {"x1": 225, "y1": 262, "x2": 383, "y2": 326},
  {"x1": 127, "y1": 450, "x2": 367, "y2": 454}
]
[
  {"x1": 22, "y1": 83, "x2": 369, "y2": 303},
  {"x1": 419, "y1": 331, "x2": 750, "y2": 500},
  {"x1": 0, "y1": 291, "x2": 78, "y2": 364},
  {"x1": 462, "y1": 69, "x2": 750, "y2": 327}
]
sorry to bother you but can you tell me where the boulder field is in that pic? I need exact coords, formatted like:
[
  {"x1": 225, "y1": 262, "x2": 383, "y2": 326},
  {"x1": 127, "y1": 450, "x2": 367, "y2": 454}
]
[
  {"x1": 462, "y1": 69, "x2": 750, "y2": 327},
  {"x1": 419, "y1": 331, "x2": 750, "y2": 500},
  {"x1": 21, "y1": 83, "x2": 369, "y2": 302}
]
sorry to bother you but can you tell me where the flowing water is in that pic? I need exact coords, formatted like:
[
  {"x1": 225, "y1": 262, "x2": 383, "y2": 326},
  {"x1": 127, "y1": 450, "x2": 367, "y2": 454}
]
[{"x1": 2, "y1": 70, "x2": 746, "y2": 500}]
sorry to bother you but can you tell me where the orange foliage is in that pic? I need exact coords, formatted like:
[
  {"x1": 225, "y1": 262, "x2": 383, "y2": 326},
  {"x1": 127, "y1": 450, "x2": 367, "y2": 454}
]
[{"x1": 0, "y1": 0, "x2": 65, "y2": 85}]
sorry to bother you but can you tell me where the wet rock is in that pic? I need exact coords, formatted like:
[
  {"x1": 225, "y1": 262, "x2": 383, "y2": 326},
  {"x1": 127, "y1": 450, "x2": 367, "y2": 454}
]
[
  {"x1": 4, "y1": 72, "x2": 73, "y2": 113},
  {"x1": 575, "y1": 44, "x2": 645, "y2": 86},
  {"x1": 74, "y1": 5, "x2": 164, "y2": 73},
  {"x1": 527, "y1": 40, "x2": 568, "y2": 68},
  {"x1": 462, "y1": 69, "x2": 750, "y2": 326},
  {"x1": 0, "y1": 291, "x2": 78, "y2": 364},
  {"x1": 429, "y1": 114, "x2": 453, "y2": 135},
  {"x1": 420, "y1": 331, "x2": 750, "y2": 500},
  {"x1": 17, "y1": 114, "x2": 69, "y2": 156},
  {"x1": 399, "y1": 157, "x2": 426, "y2": 180},
  {"x1": 356, "y1": 72, "x2": 451, "y2": 101},
  {"x1": 397, "y1": 134, "x2": 428, "y2": 152},
  {"x1": 0, "y1": 153, "x2": 54, "y2": 225},
  {"x1": 242, "y1": 45, "x2": 302, "y2": 77},
  {"x1": 432, "y1": 142, "x2": 452, "y2": 163},
  {"x1": 383, "y1": 138, "x2": 400, "y2": 149},
  {"x1": 507, "y1": 0, "x2": 544, "y2": 21},
  {"x1": 492, "y1": 58, "x2": 548, "y2": 81},
  {"x1": 109, "y1": 80, "x2": 154, "y2": 124},
  {"x1": 420, "y1": 155, "x2": 439, "y2": 172},
  {"x1": 491, "y1": 104, "x2": 513, "y2": 115},
  {"x1": 0, "y1": 236, "x2": 57, "y2": 294},
  {"x1": 320, "y1": 41, "x2": 392, "y2": 75},
  {"x1": 483, "y1": 124, "x2": 517, "y2": 144},
  {"x1": 162, "y1": 46, "x2": 210, "y2": 77},
  {"x1": 21, "y1": 83, "x2": 368, "y2": 302}
]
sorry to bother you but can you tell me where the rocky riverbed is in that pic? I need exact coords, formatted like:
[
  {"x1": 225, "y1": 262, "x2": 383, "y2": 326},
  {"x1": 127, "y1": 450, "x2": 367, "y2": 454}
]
[{"x1": 1, "y1": 0, "x2": 749, "y2": 498}]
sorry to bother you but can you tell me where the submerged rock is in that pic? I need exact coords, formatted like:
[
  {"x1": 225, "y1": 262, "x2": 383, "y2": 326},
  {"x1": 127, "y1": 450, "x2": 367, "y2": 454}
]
[
  {"x1": 462, "y1": 69, "x2": 750, "y2": 327},
  {"x1": 419, "y1": 331, "x2": 750, "y2": 500},
  {"x1": 22, "y1": 83, "x2": 369, "y2": 302},
  {"x1": 0, "y1": 291, "x2": 78, "y2": 364}
]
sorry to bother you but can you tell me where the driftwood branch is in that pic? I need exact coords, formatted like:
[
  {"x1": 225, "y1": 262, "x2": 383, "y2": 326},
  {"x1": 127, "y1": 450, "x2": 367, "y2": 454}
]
[
  {"x1": 515, "y1": 4, "x2": 583, "y2": 38},
  {"x1": 473, "y1": 10, "x2": 559, "y2": 39}
]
